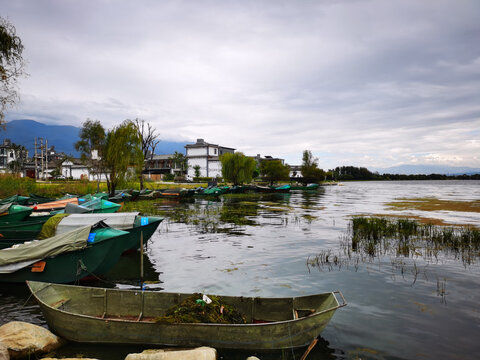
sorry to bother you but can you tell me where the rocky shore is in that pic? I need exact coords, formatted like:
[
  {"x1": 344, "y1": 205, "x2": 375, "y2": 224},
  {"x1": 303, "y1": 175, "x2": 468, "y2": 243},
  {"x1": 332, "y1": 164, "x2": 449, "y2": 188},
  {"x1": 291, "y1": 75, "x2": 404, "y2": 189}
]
[{"x1": 0, "y1": 321, "x2": 260, "y2": 360}]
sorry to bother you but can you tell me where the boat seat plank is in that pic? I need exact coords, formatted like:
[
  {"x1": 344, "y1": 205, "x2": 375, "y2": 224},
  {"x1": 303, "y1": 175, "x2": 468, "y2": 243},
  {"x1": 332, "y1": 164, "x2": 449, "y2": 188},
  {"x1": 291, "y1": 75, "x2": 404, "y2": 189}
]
[
  {"x1": 294, "y1": 308, "x2": 316, "y2": 319},
  {"x1": 49, "y1": 297, "x2": 70, "y2": 309}
]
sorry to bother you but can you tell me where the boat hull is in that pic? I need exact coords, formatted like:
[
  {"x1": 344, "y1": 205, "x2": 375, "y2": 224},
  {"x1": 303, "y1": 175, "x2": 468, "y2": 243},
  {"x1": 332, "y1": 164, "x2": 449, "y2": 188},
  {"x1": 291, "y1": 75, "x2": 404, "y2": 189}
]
[
  {"x1": 28, "y1": 281, "x2": 346, "y2": 350},
  {"x1": 0, "y1": 228, "x2": 130, "y2": 283}
]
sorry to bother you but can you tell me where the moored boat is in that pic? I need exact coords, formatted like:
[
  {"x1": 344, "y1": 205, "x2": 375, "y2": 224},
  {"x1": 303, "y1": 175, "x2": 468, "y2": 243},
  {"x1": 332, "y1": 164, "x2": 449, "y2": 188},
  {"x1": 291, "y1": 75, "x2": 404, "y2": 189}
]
[
  {"x1": 27, "y1": 281, "x2": 347, "y2": 350},
  {"x1": 0, "y1": 213, "x2": 162, "y2": 252},
  {"x1": 31, "y1": 197, "x2": 79, "y2": 212},
  {"x1": 290, "y1": 183, "x2": 320, "y2": 191},
  {"x1": 0, "y1": 204, "x2": 34, "y2": 222},
  {"x1": 0, "y1": 225, "x2": 130, "y2": 283}
]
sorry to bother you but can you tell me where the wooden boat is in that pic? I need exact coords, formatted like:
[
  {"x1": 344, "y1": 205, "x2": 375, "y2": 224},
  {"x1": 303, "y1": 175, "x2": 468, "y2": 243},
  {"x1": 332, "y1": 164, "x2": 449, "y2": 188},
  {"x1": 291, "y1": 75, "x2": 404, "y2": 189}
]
[
  {"x1": 27, "y1": 281, "x2": 346, "y2": 350},
  {"x1": 0, "y1": 225, "x2": 130, "y2": 283},
  {"x1": 31, "y1": 198, "x2": 79, "y2": 212}
]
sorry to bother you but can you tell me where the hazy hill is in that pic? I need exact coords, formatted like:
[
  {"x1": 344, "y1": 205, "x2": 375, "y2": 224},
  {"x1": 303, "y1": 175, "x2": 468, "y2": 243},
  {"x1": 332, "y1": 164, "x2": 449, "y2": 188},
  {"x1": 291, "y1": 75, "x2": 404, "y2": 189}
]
[
  {"x1": 1, "y1": 120, "x2": 187, "y2": 157},
  {"x1": 373, "y1": 164, "x2": 480, "y2": 175}
]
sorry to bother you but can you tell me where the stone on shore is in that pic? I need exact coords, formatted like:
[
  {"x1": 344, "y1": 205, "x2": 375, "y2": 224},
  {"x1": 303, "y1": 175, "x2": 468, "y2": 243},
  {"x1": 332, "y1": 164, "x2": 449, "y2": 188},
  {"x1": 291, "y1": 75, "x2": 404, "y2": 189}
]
[
  {"x1": 0, "y1": 342, "x2": 9, "y2": 360},
  {"x1": 0, "y1": 321, "x2": 64, "y2": 359},
  {"x1": 124, "y1": 347, "x2": 217, "y2": 360}
]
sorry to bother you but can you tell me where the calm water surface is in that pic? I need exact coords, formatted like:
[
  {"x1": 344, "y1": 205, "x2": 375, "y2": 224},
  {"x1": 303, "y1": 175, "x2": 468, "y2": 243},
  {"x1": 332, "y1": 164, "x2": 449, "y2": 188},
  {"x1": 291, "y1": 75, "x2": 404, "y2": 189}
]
[{"x1": 1, "y1": 180, "x2": 479, "y2": 359}]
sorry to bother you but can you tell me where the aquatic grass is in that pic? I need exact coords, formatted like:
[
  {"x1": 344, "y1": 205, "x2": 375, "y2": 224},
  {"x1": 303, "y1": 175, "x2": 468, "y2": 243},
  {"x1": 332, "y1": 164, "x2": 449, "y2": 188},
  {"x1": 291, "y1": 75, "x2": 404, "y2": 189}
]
[
  {"x1": 309, "y1": 217, "x2": 480, "y2": 274},
  {"x1": 386, "y1": 197, "x2": 480, "y2": 213}
]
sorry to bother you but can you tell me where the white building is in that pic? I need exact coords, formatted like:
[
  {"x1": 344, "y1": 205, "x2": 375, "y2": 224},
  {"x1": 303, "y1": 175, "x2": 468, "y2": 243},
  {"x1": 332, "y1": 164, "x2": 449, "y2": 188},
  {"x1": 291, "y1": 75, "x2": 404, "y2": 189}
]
[
  {"x1": 0, "y1": 139, "x2": 17, "y2": 171},
  {"x1": 185, "y1": 139, "x2": 235, "y2": 179}
]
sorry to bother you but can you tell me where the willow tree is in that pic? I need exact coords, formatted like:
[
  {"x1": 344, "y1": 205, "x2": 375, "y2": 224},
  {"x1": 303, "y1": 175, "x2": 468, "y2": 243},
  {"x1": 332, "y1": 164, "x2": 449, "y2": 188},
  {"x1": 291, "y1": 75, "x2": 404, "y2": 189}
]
[
  {"x1": 104, "y1": 120, "x2": 143, "y2": 195},
  {"x1": 220, "y1": 152, "x2": 256, "y2": 186},
  {"x1": 0, "y1": 17, "x2": 26, "y2": 126}
]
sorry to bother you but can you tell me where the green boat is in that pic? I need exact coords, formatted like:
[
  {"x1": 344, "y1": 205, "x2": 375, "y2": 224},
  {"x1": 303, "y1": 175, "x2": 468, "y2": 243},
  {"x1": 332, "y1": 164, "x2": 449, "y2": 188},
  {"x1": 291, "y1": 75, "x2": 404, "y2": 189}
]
[
  {"x1": 0, "y1": 213, "x2": 162, "y2": 252},
  {"x1": 0, "y1": 204, "x2": 33, "y2": 223},
  {"x1": 0, "y1": 216, "x2": 51, "y2": 248},
  {"x1": 0, "y1": 225, "x2": 130, "y2": 283},
  {"x1": 290, "y1": 183, "x2": 320, "y2": 191},
  {"x1": 53, "y1": 198, "x2": 121, "y2": 215},
  {"x1": 27, "y1": 281, "x2": 346, "y2": 350},
  {"x1": 0, "y1": 195, "x2": 31, "y2": 206},
  {"x1": 54, "y1": 213, "x2": 163, "y2": 255}
]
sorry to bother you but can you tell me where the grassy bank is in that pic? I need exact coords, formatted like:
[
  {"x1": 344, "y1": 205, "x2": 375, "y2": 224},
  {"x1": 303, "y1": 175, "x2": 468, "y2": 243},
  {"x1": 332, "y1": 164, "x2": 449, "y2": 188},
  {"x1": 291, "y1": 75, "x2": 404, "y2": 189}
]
[{"x1": 0, "y1": 175, "x2": 203, "y2": 199}]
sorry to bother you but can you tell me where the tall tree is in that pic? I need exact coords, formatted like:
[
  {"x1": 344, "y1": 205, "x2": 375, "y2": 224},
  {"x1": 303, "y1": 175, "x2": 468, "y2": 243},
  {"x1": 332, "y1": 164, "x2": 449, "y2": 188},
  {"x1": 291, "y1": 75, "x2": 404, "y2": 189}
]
[
  {"x1": 301, "y1": 150, "x2": 325, "y2": 185},
  {"x1": 171, "y1": 151, "x2": 188, "y2": 175},
  {"x1": 74, "y1": 119, "x2": 106, "y2": 191},
  {"x1": 0, "y1": 17, "x2": 26, "y2": 127},
  {"x1": 104, "y1": 120, "x2": 143, "y2": 195},
  {"x1": 260, "y1": 160, "x2": 290, "y2": 186},
  {"x1": 220, "y1": 152, "x2": 256, "y2": 185},
  {"x1": 7, "y1": 142, "x2": 27, "y2": 174},
  {"x1": 134, "y1": 118, "x2": 160, "y2": 189}
]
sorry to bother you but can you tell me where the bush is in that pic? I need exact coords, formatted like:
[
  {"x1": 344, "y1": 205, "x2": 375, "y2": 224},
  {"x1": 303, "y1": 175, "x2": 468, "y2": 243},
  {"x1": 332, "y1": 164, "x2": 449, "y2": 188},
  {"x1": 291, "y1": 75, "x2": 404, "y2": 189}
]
[
  {"x1": 163, "y1": 173, "x2": 175, "y2": 181},
  {"x1": 193, "y1": 177, "x2": 213, "y2": 182}
]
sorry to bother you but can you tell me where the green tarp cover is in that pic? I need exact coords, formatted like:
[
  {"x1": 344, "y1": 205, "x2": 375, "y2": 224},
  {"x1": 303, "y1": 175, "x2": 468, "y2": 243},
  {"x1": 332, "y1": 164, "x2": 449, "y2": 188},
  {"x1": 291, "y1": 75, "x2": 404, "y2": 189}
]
[
  {"x1": 0, "y1": 225, "x2": 91, "y2": 267},
  {"x1": 37, "y1": 214, "x2": 70, "y2": 239},
  {"x1": 56, "y1": 212, "x2": 139, "y2": 234},
  {"x1": 81, "y1": 198, "x2": 120, "y2": 211}
]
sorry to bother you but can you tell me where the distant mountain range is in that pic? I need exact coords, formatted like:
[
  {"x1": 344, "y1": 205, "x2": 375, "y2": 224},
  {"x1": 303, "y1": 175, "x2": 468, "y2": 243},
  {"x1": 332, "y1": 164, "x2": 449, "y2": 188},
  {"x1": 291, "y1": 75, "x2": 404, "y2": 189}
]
[
  {"x1": 1, "y1": 119, "x2": 188, "y2": 157},
  {"x1": 372, "y1": 164, "x2": 480, "y2": 176}
]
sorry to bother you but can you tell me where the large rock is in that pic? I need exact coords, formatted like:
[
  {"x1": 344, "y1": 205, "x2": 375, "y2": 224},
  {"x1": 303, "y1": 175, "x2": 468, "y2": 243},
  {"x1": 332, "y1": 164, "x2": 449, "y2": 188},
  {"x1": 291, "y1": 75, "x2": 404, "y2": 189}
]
[
  {"x1": 0, "y1": 322, "x2": 64, "y2": 359},
  {"x1": 41, "y1": 358, "x2": 99, "y2": 360},
  {"x1": 0, "y1": 342, "x2": 9, "y2": 360},
  {"x1": 124, "y1": 347, "x2": 217, "y2": 360}
]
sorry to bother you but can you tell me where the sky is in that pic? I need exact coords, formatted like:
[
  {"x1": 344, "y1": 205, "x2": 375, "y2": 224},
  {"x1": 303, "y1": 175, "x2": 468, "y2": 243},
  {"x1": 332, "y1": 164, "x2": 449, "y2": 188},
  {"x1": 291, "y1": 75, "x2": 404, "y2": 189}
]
[{"x1": 2, "y1": 0, "x2": 480, "y2": 169}]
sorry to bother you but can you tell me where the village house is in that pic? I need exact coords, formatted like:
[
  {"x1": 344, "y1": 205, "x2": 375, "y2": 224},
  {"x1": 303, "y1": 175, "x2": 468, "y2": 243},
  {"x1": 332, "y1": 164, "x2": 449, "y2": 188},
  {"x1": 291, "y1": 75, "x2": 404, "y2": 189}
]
[
  {"x1": 0, "y1": 139, "x2": 17, "y2": 172},
  {"x1": 185, "y1": 139, "x2": 235, "y2": 179}
]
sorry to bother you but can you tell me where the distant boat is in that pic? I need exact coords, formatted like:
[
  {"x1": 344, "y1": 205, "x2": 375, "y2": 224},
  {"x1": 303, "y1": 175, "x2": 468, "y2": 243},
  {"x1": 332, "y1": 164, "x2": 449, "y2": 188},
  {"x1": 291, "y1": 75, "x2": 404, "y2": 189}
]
[
  {"x1": 290, "y1": 184, "x2": 320, "y2": 191},
  {"x1": 0, "y1": 225, "x2": 130, "y2": 283},
  {"x1": 28, "y1": 280, "x2": 347, "y2": 350}
]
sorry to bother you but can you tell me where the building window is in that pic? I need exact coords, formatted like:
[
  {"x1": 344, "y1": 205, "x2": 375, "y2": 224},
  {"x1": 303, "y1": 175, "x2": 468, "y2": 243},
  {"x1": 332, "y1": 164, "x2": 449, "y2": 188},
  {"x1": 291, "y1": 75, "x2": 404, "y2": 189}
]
[
  {"x1": 214, "y1": 148, "x2": 217, "y2": 155},
  {"x1": 9, "y1": 152, "x2": 13, "y2": 158}
]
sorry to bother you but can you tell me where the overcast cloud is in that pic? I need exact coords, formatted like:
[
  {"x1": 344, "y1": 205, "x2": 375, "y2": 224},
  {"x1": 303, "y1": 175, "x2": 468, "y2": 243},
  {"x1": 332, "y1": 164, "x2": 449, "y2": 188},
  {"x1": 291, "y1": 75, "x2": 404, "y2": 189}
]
[{"x1": 2, "y1": 0, "x2": 479, "y2": 168}]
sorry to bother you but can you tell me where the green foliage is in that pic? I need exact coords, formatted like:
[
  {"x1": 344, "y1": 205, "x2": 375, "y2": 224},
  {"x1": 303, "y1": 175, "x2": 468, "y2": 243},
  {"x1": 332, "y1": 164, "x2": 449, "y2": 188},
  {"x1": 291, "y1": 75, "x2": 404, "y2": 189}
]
[
  {"x1": 171, "y1": 151, "x2": 188, "y2": 173},
  {"x1": 301, "y1": 150, "x2": 325, "y2": 185},
  {"x1": 220, "y1": 152, "x2": 256, "y2": 186},
  {"x1": 75, "y1": 119, "x2": 106, "y2": 162},
  {"x1": 163, "y1": 173, "x2": 175, "y2": 181},
  {"x1": 0, "y1": 174, "x2": 35, "y2": 197},
  {"x1": 0, "y1": 17, "x2": 26, "y2": 126},
  {"x1": 104, "y1": 120, "x2": 143, "y2": 195},
  {"x1": 193, "y1": 165, "x2": 201, "y2": 178},
  {"x1": 260, "y1": 160, "x2": 290, "y2": 186}
]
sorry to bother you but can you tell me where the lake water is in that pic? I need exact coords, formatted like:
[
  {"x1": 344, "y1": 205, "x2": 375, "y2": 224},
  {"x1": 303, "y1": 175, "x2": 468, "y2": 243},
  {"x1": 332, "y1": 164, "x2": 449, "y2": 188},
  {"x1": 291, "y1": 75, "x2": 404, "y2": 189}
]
[{"x1": 1, "y1": 180, "x2": 479, "y2": 359}]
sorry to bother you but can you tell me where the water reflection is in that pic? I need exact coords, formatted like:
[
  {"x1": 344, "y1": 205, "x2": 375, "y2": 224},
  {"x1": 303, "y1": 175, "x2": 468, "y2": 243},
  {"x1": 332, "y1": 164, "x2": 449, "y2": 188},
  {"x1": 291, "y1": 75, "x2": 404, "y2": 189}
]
[{"x1": 2, "y1": 181, "x2": 480, "y2": 360}]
